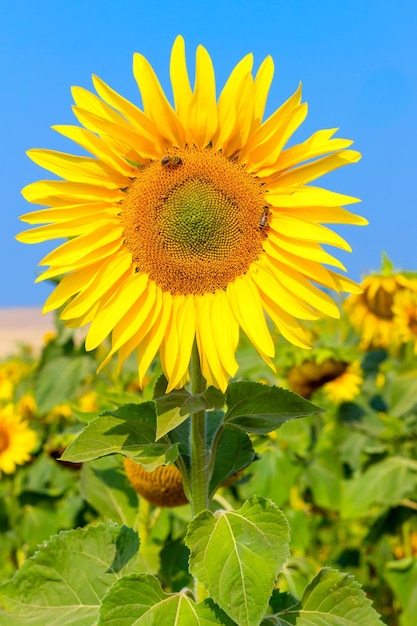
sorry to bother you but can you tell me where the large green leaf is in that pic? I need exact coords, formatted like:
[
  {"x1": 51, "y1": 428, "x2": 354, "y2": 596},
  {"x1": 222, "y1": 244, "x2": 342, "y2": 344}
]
[
  {"x1": 273, "y1": 568, "x2": 383, "y2": 625},
  {"x1": 382, "y1": 370, "x2": 417, "y2": 418},
  {"x1": 35, "y1": 355, "x2": 96, "y2": 413},
  {"x1": 224, "y1": 382, "x2": 323, "y2": 434},
  {"x1": 384, "y1": 558, "x2": 417, "y2": 626},
  {"x1": 80, "y1": 456, "x2": 138, "y2": 527},
  {"x1": 97, "y1": 573, "x2": 235, "y2": 625},
  {"x1": 186, "y1": 496, "x2": 290, "y2": 626},
  {"x1": 341, "y1": 456, "x2": 417, "y2": 518},
  {"x1": 61, "y1": 403, "x2": 178, "y2": 469},
  {"x1": 0, "y1": 523, "x2": 139, "y2": 626},
  {"x1": 209, "y1": 427, "x2": 257, "y2": 498}
]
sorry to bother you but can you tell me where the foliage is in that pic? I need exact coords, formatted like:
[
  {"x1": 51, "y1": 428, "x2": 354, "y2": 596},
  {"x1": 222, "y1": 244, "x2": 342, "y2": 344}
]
[{"x1": 1, "y1": 286, "x2": 417, "y2": 624}]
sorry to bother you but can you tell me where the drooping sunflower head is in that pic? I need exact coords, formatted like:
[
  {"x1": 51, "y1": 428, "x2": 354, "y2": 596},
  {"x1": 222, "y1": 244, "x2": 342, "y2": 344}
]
[
  {"x1": 0, "y1": 405, "x2": 37, "y2": 475},
  {"x1": 17, "y1": 36, "x2": 366, "y2": 392},
  {"x1": 344, "y1": 260, "x2": 417, "y2": 350},
  {"x1": 124, "y1": 458, "x2": 188, "y2": 508}
]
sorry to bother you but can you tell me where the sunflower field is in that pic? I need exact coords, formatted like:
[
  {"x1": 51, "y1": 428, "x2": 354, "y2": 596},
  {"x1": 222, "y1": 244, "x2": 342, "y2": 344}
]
[
  {"x1": 0, "y1": 257, "x2": 416, "y2": 625},
  {"x1": 2, "y1": 37, "x2": 416, "y2": 625}
]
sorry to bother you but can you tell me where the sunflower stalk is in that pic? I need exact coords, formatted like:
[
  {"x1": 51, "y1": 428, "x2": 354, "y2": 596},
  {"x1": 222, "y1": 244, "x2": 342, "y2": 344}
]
[{"x1": 189, "y1": 340, "x2": 209, "y2": 516}]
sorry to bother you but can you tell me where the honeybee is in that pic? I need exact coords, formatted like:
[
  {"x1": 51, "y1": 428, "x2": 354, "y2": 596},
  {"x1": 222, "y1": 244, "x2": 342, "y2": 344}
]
[
  {"x1": 259, "y1": 206, "x2": 269, "y2": 229},
  {"x1": 161, "y1": 155, "x2": 182, "y2": 169}
]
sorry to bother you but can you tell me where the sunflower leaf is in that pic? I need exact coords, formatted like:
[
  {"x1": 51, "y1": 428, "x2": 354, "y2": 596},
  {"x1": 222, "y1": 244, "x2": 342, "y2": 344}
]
[
  {"x1": 154, "y1": 380, "x2": 225, "y2": 440},
  {"x1": 209, "y1": 427, "x2": 258, "y2": 498},
  {"x1": 185, "y1": 495, "x2": 290, "y2": 626},
  {"x1": 60, "y1": 402, "x2": 179, "y2": 469},
  {"x1": 35, "y1": 355, "x2": 96, "y2": 413},
  {"x1": 341, "y1": 456, "x2": 417, "y2": 518},
  {"x1": 97, "y1": 573, "x2": 235, "y2": 625},
  {"x1": 80, "y1": 456, "x2": 139, "y2": 527},
  {"x1": 224, "y1": 382, "x2": 323, "y2": 434},
  {"x1": 0, "y1": 523, "x2": 139, "y2": 626},
  {"x1": 272, "y1": 568, "x2": 383, "y2": 625}
]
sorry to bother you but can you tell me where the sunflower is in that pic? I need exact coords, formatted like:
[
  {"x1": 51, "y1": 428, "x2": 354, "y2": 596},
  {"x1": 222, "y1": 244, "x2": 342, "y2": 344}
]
[
  {"x1": 124, "y1": 457, "x2": 188, "y2": 507},
  {"x1": 288, "y1": 357, "x2": 350, "y2": 399},
  {"x1": 322, "y1": 361, "x2": 363, "y2": 403},
  {"x1": 392, "y1": 290, "x2": 417, "y2": 353},
  {"x1": 344, "y1": 271, "x2": 417, "y2": 350},
  {"x1": 0, "y1": 405, "x2": 37, "y2": 474},
  {"x1": 17, "y1": 36, "x2": 366, "y2": 392}
]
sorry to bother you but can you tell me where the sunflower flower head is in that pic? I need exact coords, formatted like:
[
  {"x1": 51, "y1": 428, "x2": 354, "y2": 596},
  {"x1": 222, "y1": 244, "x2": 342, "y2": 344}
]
[
  {"x1": 0, "y1": 405, "x2": 37, "y2": 475},
  {"x1": 288, "y1": 357, "x2": 350, "y2": 399},
  {"x1": 17, "y1": 36, "x2": 366, "y2": 392},
  {"x1": 322, "y1": 360, "x2": 363, "y2": 403},
  {"x1": 345, "y1": 256, "x2": 417, "y2": 351},
  {"x1": 124, "y1": 458, "x2": 188, "y2": 507},
  {"x1": 392, "y1": 289, "x2": 417, "y2": 353}
]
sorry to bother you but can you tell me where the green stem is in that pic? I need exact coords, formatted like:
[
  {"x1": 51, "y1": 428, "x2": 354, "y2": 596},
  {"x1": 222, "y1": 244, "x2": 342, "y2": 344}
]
[
  {"x1": 189, "y1": 340, "x2": 209, "y2": 516},
  {"x1": 189, "y1": 341, "x2": 210, "y2": 602}
]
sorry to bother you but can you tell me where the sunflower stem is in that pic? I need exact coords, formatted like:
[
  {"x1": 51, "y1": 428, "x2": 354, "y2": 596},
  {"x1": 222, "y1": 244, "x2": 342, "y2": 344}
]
[
  {"x1": 189, "y1": 341, "x2": 209, "y2": 517},
  {"x1": 189, "y1": 341, "x2": 209, "y2": 602}
]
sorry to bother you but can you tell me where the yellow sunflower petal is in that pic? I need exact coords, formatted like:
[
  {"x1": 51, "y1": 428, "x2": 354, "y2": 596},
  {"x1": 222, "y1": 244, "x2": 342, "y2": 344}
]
[
  {"x1": 170, "y1": 35, "x2": 193, "y2": 125},
  {"x1": 161, "y1": 295, "x2": 195, "y2": 392},
  {"x1": 133, "y1": 52, "x2": 185, "y2": 147},
  {"x1": 273, "y1": 128, "x2": 353, "y2": 173},
  {"x1": 267, "y1": 231, "x2": 347, "y2": 271},
  {"x1": 195, "y1": 294, "x2": 230, "y2": 392},
  {"x1": 269, "y1": 214, "x2": 352, "y2": 251},
  {"x1": 19, "y1": 204, "x2": 119, "y2": 226},
  {"x1": 52, "y1": 125, "x2": 138, "y2": 177},
  {"x1": 85, "y1": 273, "x2": 149, "y2": 350},
  {"x1": 274, "y1": 149, "x2": 361, "y2": 187},
  {"x1": 187, "y1": 45, "x2": 218, "y2": 148},
  {"x1": 253, "y1": 55, "x2": 274, "y2": 125},
  {"x1": 60, "y1": 253, "x2": 132, "y2": 320},
  {"x1": 137, "y1": 291, "x2": 173, "y2": 386},
  {"x1": 38, "y1": 224, "x2": 124, "y2": 267},
  {"x1": 250, "y1": 262, "x2": 318, "y2": 320},
  {"x1": 213, "y1": 53, "x2": 253, "y2": 152},
  {"x1": 260, "y1": 256, "x2": 341, "y2": 318},
  {"x1": 72, "y1": 106, "x2": 157, "y2": 161},
  {"x1": 91, "y1": 75, "x2": 163, "y2": 147},
  {"x1": 16, "y1": 214, "x2": 118, "y2": 243},
  {"x1": 265, "y1": 186, "x2": 359, "y2": 207},
  {"x1": 227, "y1": 275, "x2": 274, "y2": 358},
  {"x1": 116, "y1": 288, "x2": 163, "y2": 374},
  {"x1": 43, "y1": 262, "x2": 102, "y2": 312},
  {"x1": 21, "y1": 180, "x2": 124, "y2": 206},
  {"x1": 262, "y1": 294, "x2": 312, "y2": 349}
]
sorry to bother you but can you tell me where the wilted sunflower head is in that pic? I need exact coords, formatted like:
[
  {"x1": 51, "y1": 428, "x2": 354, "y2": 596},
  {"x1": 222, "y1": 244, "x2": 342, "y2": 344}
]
[
  {"x1": 344, "y1": 262, "x2": 417, "y2": 350},
  {"x1": 0, "y1": 405, "x2": 37, "y2": 475},
  {"x1": 17, "y1": 36, "x2": 366, "y2": 392}
]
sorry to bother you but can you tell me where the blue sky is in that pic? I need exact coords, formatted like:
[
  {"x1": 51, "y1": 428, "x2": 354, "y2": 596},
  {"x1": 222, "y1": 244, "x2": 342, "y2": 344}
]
[{"x1": 1, "y1": 0, "x2": 416, "y2": 306}]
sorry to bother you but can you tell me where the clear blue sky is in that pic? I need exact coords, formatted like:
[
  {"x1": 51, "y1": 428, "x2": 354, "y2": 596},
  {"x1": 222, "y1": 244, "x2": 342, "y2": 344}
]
[{"x1": 1, "y1": 0, "x2": 416, "y2": 306}]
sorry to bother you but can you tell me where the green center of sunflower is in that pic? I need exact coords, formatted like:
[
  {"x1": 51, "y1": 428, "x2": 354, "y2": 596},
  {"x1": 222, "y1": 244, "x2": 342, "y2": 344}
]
[
  {"x1": 121, "y1": 147, "x2": 269, "y2": 296},
  {"x1": 158, "y1": 179, "x2": 240, "y2": 261}
]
